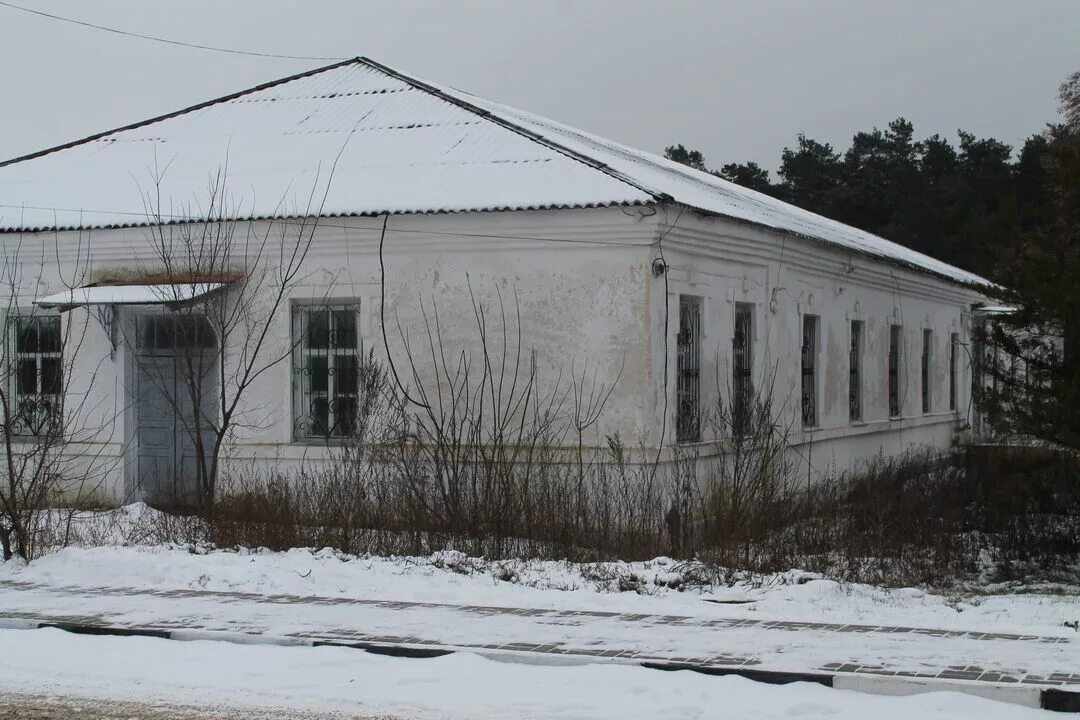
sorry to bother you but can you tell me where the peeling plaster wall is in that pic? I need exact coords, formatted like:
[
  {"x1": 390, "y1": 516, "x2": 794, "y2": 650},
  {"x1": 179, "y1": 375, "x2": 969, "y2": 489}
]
[
  {"x1": 655, "y1": 209, "x2": 987, "y2": 478},
  {"x1": 7, "y1": 207, "x2": 658, "y2": 500},
  {"x1": 9, "y1": 203, "x2": 989, "y2": 501}
]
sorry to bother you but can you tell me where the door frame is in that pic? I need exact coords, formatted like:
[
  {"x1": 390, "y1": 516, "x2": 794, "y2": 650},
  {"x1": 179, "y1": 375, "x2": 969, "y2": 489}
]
[{"x1": 126, "y1": 309, "x2": 219, "y2": 506}]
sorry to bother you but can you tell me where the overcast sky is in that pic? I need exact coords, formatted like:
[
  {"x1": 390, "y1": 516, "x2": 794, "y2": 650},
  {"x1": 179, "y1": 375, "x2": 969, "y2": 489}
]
[{"x1": 1, "y1": 0, "x2": 1077, "y2": 173}]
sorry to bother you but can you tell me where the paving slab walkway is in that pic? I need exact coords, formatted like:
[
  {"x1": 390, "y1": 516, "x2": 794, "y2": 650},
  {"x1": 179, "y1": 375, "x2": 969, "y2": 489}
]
[{"x1": 1, "y1": 578, "x2": 1078, "y2": 692}]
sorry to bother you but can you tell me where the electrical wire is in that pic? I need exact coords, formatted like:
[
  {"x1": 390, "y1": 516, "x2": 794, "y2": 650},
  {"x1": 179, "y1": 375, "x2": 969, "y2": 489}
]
[
  {"x1": 0, "y1": 0, "x2": 346, "y2": 61},
  {"x1": 650, "y1": 205, "x2": 684, "y2": 470},
  {"x1": 376, "y1": 213, "x2": 429, "y2": 410}
]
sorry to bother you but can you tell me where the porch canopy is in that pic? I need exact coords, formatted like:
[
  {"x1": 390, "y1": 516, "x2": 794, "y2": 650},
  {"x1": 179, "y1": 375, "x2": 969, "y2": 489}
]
[{"x1": 35, "y1": 282, "x2": 228, "y2": 310}]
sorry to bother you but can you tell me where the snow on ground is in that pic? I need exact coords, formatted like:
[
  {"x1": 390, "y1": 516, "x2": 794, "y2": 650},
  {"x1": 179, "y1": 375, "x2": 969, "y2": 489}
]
[
  {"x1": 8, "y1": 541, "x2": 1078, "y2": 637},
  {"x1": 0, "y1": 628, "x2": 1056, "y2": 720}
]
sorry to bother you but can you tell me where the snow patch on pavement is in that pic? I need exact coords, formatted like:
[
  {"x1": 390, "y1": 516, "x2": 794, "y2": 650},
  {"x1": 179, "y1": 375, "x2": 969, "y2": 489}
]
[{"x1": 0, "y1": 628, "x2": 1056, "y2": 719}]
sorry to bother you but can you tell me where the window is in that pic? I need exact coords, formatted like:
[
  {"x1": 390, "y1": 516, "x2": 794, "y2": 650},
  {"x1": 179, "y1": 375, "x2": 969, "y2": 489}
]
[
  {"x1": 801, "y1": 315, "x2": 818, "y2": 427},
  {"x1": 7, "y1": 315, "x2": 63, "y2": 437},
  {"x1": 888, "y1": 324, "x2": 902, "y2": 418},
  {"x1": 949, "y1": 332, "x2": 958, "y2": 412},
  {"x1": 921, "y1": 329, "x2": 932, "y2": 414},
  {"x1": 676, "y1": 296, "x2": 701, "y2": 443},
  {"x1": 849, "y1": 320, "x2": 863, "y2": 422},
  {"x1": 292, "y1": 302, "x2": 362, "y2": 439},
  {"x1": 137, "y1": 313, "x2": 216, "y2": 351},
  {"x1": 732, "y1": 303, "x2": 753, "y2": 434}
]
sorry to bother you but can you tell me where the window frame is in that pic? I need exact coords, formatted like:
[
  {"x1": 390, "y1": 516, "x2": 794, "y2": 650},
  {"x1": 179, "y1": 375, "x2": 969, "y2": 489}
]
[
  {"x1": 849, "y1": 319, "x2": 863, "y2": 423},
  {"x1": 921, "y1": 329, "x2": 933, "y2": 414},
  {"x1": 801, "y1": 314, "x2": 819, "y2": 428},
  {"x1": 888, "y1": 324, "x2": 902, "y2": 419},
  {"x1": 732, "y1": 302, "x2": 754, "y2": 435},
  {"x1": 675, "y1": 295, "x2": 702, "y2": 444},
  {"x1": 5, "y1": 310, "x2": 64, "y2": 439},
  {"x1": 949, "y1": 332, "x2": 959, "y2": 412},
  {"x1": 291, "y1": 300, "x2": 365, "y2": 442}
]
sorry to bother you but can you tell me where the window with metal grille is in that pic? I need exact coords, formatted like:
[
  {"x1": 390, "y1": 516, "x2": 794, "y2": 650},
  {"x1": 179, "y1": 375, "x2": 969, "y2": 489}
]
[
  {"x1": 949, "y1": 332, "x2": 958, "y2": 412},
  {"x1": 676, "y1": 296, "x2": 701, "y2": 443},
  {"x1": 849, "y1": 320, "x2": 863, "y2": 422},
  {"x1": 888, "y1": 324, "x2": 902, "y2": 417},
  {"x1": 732, "y1": 303, "x2": 753, "y2": 434},
  {"x1": 7, "y1": 315, "x2": 63, "y2": 437},
  {"x1": 801, "y1": 315, "x2": 818, "y2": 427},
  {"x1": 921, "y1": 329, "x2": 932, "y2": 414},
  {"x1": 292, "y1": 302, "x2": 362, "y2": 440}
]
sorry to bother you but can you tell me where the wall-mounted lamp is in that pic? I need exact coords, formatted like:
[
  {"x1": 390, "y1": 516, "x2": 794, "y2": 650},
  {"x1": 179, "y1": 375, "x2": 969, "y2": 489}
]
[{"x1": 652, "y1": 258, "x2": 667, "y2": 277}]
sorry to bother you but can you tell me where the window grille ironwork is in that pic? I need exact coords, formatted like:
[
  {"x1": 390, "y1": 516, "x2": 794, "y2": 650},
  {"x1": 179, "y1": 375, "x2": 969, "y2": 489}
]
[
  {"x1": 7, "y1": 315, "x2": 63, "y2": 437},
  {"x1": 676, "y1": 296, "x2": 701, "y2": 443},
  {"x1": 849, "y1": 320, "x2": 863, "y2": 422},
  {"x1": 292, "y1": 303, "x2": 362, "y2": 439},
  {"x1": 732, "y1": 303, "x2": 753, "y2": 435},
  {"x1": 889, "y1": 324, "x2": 902, "y2": 417},
  {"x1": 801, "y1": 315, "x2": 818, "y2": 427},
  {"x1": 921, "y1": 329, "x2": 932, "y2": 414},
  {"x1": 949, "y1": 332, "x2": 958, "y2": 412}
]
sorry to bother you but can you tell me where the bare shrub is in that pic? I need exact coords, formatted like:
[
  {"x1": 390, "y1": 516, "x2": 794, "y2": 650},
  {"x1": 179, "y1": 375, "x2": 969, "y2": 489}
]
[{"x1": 145, "y1": 284, "x2": 1080, "y2": 588}]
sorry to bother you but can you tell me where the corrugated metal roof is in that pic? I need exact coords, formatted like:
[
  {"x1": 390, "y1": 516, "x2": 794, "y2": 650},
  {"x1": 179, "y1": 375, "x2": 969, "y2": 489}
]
[{"x1": 0, "y1": 57, "x2": 986, "y2": 287}]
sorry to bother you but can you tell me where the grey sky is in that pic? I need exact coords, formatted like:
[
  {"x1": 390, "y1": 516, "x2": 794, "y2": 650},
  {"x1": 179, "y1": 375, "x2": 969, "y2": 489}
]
[{"x1": 1, "y1": 0, "x2": 1077, "y2": 173}]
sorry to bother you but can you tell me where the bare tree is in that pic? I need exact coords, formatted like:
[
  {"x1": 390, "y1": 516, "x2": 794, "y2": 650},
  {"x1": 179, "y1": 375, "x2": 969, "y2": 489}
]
[{"x1": 129, "y1": 162, "x2": 340, "y2": 510}]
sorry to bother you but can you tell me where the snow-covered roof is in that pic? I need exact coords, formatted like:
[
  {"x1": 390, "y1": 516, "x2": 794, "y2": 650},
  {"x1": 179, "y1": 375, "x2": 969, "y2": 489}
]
[{"x1": 0, "y1": 57, "x2": 987, "y2": 287}]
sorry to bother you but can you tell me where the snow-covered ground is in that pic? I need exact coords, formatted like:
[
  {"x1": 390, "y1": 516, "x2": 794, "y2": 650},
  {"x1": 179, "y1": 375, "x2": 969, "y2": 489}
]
[
  {"x1": 2, "y1": 505, "x2": 1077, "y2": 718},
  {"x1": 0, "y1": 628, "x2": 1057, "y2": 720},
  {"x1": 10, "y1": 543, "x2": 1079, "y2": 635}
]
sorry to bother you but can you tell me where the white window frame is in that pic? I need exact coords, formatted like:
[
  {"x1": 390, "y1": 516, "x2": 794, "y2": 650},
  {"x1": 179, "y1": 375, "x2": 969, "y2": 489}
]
[
  {"x1": 291, "y1": 300, "x2": 364, "y2": 441},
  {"x1": 6, "y1": 311, "x2": 64, "y2": 439}
]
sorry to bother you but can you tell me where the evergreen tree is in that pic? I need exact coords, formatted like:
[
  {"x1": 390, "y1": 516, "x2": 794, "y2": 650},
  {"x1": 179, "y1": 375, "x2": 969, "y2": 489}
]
[
  {"x1": 662, "y1": 103, "x2": 1065, "y2": 279},
  {"x1": 663, "y1": 144, "x2": 708, "y2": 172},
  {"x1": 718, "y1": 161, "x2": 775, "y2": 194},
  {"x1": 979, "y1": 72, "x2": 1080, "y2": 450},
  {"x1": 777, "y1": 134, "x2": 843, "y2": 211}
]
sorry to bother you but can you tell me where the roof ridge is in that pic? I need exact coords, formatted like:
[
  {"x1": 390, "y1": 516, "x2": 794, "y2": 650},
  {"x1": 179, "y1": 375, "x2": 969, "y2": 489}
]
[
  {"x1": 355, "y1": 57, "x2": 671, "y2": 206},
  {"x1": 0, "y1": 57, "x2": 362, "y2": 169}
]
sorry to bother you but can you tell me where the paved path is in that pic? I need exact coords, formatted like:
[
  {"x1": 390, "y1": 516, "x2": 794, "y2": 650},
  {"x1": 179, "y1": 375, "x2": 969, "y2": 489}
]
[{"x1": 1, "y1": 578, "x2": 1078, "y2": 690}]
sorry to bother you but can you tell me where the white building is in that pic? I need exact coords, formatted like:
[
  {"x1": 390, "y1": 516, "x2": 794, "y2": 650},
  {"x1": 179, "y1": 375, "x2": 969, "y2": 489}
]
[{"x1": 0, "y1": 58, "x2": 989, "y2": 504}]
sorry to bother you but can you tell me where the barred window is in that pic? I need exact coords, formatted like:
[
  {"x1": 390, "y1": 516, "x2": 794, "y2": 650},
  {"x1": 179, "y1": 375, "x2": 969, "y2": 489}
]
[
  {"x1": 676, "y1": 296, "x2": 701, "y2": 443},
  {"x1": 921, "y1": 329, "x2": 933, "y2": 414},
  {"x1": 801, "y1": 315, "x2": 818, "y2": 428},
  {"x1": 949, "y1": 332, "x2": 958, "y2": 412},
  {"x1": 732, "y1": 303, "x2": 753, "y2": 435},
  {"x1": 292, "y1": 302, "x2": 362, "y2": 440},
  {"x1": 888, "y1": 324, "x2": 902, "y2": 418},
  {"x1": 7, "y1": 315, "x2": 63, "y2": 437},
  {"x1": 849, "y1": 320, "x2": 863, "y2": 422}
]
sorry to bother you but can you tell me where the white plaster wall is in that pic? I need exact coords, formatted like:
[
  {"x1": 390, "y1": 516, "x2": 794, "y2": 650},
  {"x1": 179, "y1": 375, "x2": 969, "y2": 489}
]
[
  {"x1": 6, "y1": 207, "x2": 658, "y2": 497},
  {"x1": 6, "y1": 203, "x2": 989, "y2": 499},
  {"x1": 654, "y1": 208, "x2": 987, "y2": 476}
]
